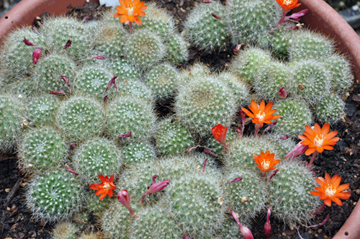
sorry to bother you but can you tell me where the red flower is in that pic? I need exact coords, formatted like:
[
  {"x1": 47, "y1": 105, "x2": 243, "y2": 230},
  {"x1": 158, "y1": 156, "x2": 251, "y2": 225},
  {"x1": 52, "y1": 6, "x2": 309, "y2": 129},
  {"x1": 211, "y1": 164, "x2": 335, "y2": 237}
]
[
  {"x1": 253, "y1": 151, "x2": 280, "y2": 173},
  {"x1": 241, "y1": 100, "x2": 280, "y2": 128},
  {"x1": 211, "y1": 124, "x2": 228, "y2": 151},
  {"x1": 276, "y1": 0, "x2": 301, "y2": 11},
  {"x1": 89, "y1": 174, "x2": 117, "y2": 201}
]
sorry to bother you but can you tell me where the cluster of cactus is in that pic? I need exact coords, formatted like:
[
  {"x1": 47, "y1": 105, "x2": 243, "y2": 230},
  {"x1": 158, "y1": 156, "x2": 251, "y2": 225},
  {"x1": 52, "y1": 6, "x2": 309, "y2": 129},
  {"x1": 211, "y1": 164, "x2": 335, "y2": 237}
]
[{"x1": 0, "y1": 0, "x2": 354, "y2": 238}]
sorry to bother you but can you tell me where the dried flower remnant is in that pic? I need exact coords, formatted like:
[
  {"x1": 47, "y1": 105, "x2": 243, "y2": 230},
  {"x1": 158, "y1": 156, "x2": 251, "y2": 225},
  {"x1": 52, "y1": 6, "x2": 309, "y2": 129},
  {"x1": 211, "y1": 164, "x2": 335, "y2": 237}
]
[
  {"x1": 89, "y1": 174, "x2": 117, "y2": 201},
  {"x1": 253, "y1": 151, "x2": 280, "y2": 176},
  {"x1": 278, "y1": 87, "x2": 287, "y2": 98},
  {"x1": 65, "y1": 164, "x2": 78, "y2": 176},
  {"x1": 298, "y1": 123, "x2": 339, "y2": 167},
  {"x1": 211, "y1": 124, "x2": 229, "y2": 151},
  {"x1": 50, "y1": 90, "x2": 66, "y2": 95},
  {"x1": 32, "y1": 48, "x2": 42, "y2": 64},
  {"x1": 211, "y1": 13, "x2": 222, "y2": 19},
  {"x1": 118, "y1": 189, "x2": 138, "y2": 218},
  {"x1": 310, "y1": 173, "x2": 350, "y2": 207},
  {"x1": 141, "y1": 179, "x2": 170, "y2": 204},
  {"x1": 228, "y1": 177, "x2": 243, "y2": 184},
  {"x1": 91, "y1": 55, "x2": 105, "y2": 60},
  {"x1": 105, "y1": 76, "x2": 118, "y2": 94},
  {"x1": 264, "y1": 207, "x2": 271, "y2": 238},
  {"x1": 23, "y1": 37, "x2": 37, "y2": 46},
  {"x1": 202, "y1": 158, "x2": 208, "y2": 172},
  {"x1": 117, "y1": 131, "x2": 132, "y2": 138},
  {"x1": 63, "y1": 39, "x2": 72, "y2": 50}
]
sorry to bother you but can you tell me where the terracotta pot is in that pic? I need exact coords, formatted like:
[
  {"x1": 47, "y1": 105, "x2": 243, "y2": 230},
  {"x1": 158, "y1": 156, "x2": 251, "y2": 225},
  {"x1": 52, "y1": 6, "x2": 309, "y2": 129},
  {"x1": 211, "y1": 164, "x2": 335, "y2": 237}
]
[{"x1": 0, "y1": 0, "x2": 359, "y2": 237}]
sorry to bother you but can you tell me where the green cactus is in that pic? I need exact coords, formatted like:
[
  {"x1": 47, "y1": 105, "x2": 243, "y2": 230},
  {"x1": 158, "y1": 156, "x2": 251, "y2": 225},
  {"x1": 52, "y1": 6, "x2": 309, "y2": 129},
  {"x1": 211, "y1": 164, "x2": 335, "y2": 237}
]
[
  {"x1": 116, "y1": 80, "x2": 154, "y2": 102},
  {"x1": 166, "y1": 33, "x2": 189, "y2": 64},
  {"x1": 83, "y1": 190, "x2": 111, "y2": 217},
  {"x1": 217, "y1": 72, "x2": 249, "y2": 106},
  {"x1": 26, "y1": 169, "x2": 82, "y2": 222},
  {"x1": 18, "y1": 127, "x2": 68, "y2": 172},
  {"x1": 270, "y1": 27, "x2": 294, "y2": 59},
  {"x1": 72, "y1": 138, "x2": 122, "y2": 183},
  {"x1": 110, "y1": 58, "x2": 141, "y2": 83},
  {"x1": 121, "y1": 141, "x2": 156, "y2": 165},
  {"x1": 27, "y1": 95, "x2": 60, "y2": 127},
  {"x1": 56, "y1": 96, "x2": 105, "y2": 142},
  {"x1": 315, "y1": 93, "x2": 345, "y2": 124},
  {"x1": 52, "y1": 221, "x2": 78, "y2": 239}
]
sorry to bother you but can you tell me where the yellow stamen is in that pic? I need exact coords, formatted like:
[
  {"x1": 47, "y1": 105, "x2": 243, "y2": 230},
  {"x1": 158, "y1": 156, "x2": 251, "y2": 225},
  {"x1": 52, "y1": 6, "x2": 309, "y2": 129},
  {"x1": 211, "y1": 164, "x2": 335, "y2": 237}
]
[
  {"x1": 256, "y1": 111, "x2": 266, "y2": 122},
  {"x1": 261, "y1": 160, "x2": 270, "y2": 170},
  {"x1": 325, "y1": 185, "x2": 336, "y2": 197},
  {"x1": 283, "y1": 0, "x2": 293, "y2": 5},
  {"x1": 126, "y1": 7, "x2": 135, "y2": 16},
  {"x1": 314, "y1": 135, "x2": 324, "y2": 147}
]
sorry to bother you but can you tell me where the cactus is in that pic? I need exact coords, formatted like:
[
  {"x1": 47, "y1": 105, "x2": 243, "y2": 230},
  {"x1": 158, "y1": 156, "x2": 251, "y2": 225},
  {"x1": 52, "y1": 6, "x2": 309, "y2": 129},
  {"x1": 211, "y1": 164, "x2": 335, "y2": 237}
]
[
  {"x1": 175, "y1": 74, "x2": 236, "y2": 137},
  {"x1": 106, "y1": 96, "x2": 156, "y2": 143},
  {"x1": 18, "y1": 127, "x2": 68, "y2": 172},
  {"x1": 323, "y1": 54, "x2": 353, "y2": 95},
  {"x1": 72, "y1": 138, "x2": 122, "y2": 183},
  {"x1": 134, "y1": 3, "x2": 175, "y2": 40},
  {"x1": 274, "y1": 99, "x2": 312, "y2": 137},
  {"x1": 207, "y1": 128, "x2": 239, "y2": 158},
  {"x1": 217, "y1": 72, "x2": 249, "y2": 106},
  {"x1": 56, "y1": 96, "x2": 105, "y2": 142},
  {"x1": 315, "y1": 93, "x2": 345, "y2": 124},
  {"x1": 52, "y1": 221, "x2": 78, "y2": 239},
  {"x1": 184, "y1": 2, "x2": 229, "y2": 51},
  {"x1": 121, "y1": 141, "x2": 156, "y2": 165},
  {"x1": 155, "y1": 118, "x2": 194, "y2": 156},
  {"x1": 83, "y1": 189, "x2": 111, "y2": 217},
  {"x1": 270, "y1": 27, "x2": 294, "y2": 59},
  {"x1": 27, "y1": 95, "x2": 60, "y2": 127},
  {"x1": 110, "y1": 58, "x2": 141, "y2": 83},
  {"x1": 269, "y1": 161, "x2": 321, "y2": 225},
  {"x1": 265, "y1": 134, "x2": 297, "y2": 160},
  {"x1": 26, "y1": 169, "x2": 82, "y2": 222},
  {"x1": 124, "y1": 29, "x2": 166, "y2": 69},
  {"x1": 288, "y1": 29, "x2": 334, "y2": 62},
  {"x1": 254, "y1": 61, "x2": 292, "y2": 101},
  {"x1": 166, "y1": 33, "x2": 189, "y2": 64},
  {"x1": 0, "y1": 94, "x2": 26, "y2": 152},
  {"x1": 224, "y1": 169, "x2": 267, "y2": 220},
  {"x1": 116, "y1": 80, "x2": 154, "y2": 102},
  {"x1": 74, "y1": 66, "x2": 115, "y2": 101},
  {"x1": 226, "y1": 0, "x2": 282, "y2": 45},
  {"x1": 34, "y1": 54, "x2": 77, "y2": 96},
  {"x1": 144, "y1": 64, "x2": 179, "y2": 100},
  {"x1": 230, "y1": 47, "x2": 272, "y2": 85}
]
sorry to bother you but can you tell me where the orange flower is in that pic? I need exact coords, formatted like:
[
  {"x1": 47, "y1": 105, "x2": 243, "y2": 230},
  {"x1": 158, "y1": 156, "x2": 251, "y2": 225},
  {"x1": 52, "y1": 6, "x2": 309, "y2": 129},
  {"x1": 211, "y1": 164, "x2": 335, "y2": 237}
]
[
  {"x1": 253, "y1": 151, "x2": 280, "y2": 173},
  {"x1": 276, "y1": 0, "x2": 301, "y2": 11},
  {"x1": 298, "y1": 123, "x2": 339, "y2": 156},
  {"x1": 114, "y1": 0, "x2": 147, "y2": 25},
  {"x1": 241, "y1": 100, "x2": 280, "y2": 128},
  {"x1": 310, "y1": 173, "x2": 351, "y2": 206},
  {"x1": 211, "y1": 124, "x2": 228, "y2": 151},
  {"x1": 90, "y1": 174, "x2": 117, "y2": 201}
]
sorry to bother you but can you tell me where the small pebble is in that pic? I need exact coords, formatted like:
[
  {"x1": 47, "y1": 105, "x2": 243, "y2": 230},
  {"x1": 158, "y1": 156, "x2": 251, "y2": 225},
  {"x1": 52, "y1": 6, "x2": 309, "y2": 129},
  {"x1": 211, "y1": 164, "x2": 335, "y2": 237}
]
[
  {"x1": 5, "y1": 188, "x2": 10, "y2": 192},
  {"x1": 282, "y1": 232, "x2": 287, "y2": 236},
  {"x1": 6, "y1": 207, "x2": 10, "y2": 211},
  {"x1": 355, "y1": 189, "x2": 360, "y2": 195}
]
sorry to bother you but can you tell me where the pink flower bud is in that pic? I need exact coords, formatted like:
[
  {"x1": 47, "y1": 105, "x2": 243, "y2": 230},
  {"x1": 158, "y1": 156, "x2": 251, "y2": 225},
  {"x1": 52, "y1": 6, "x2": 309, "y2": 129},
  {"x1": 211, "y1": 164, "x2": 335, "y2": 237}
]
[
  {"x1": 231, "y1": 210, "x2": 254, "y2": 239},
  {"x1": 284, "y1": 141, "x2": 309, "y2": 161},
  {"x1": 63, "y1": 39, "x2": 72, "y2": 49},
  {"x1": 201, "y1": 0, "x2": 213, "y2": 3},
  {"x1": 185, "y1": 146, "x2": 198, "y2": 153},
  {"x1": 278, "y1": 87, "x2": 287, "y2": 98},
  {"x1": 118, "y1": 190, "x2": 138, "y2": 218},
  {"x1": 82, "y1": 16, "x2": 92, "y2": 23},
  {"x1": 141, "y1": 179, "x2": 170, "y2": 204},
  {"x1": 263, "y1": 120, "x2": 277, "y2": 134},
  {"x1": 203, "y1": 148, "x2": 218, "y2": 157},
  {"x1": 23, "y1": 37, "x2": 37, "y2": 46},
  {"x1": 284, "y1": 25, "x2": 299, "y2": 30},
  {"x1": 182, "y1": 235, "x2": 191, "y2": 239},
  {"x1": 117, "y1": 131, "x2": 132, "y2": 138},
  {"x1": 32, "y1": 48, "x2": 42, "y2": 64},
  {"x1": 279, "y1": 135, "x2": 289, "y2": 140},
  {"x1": 228, "y1": 177, "x2": 243, "y2": 184},
  {"x1": 203, "y1": 158, "x2": 208, "y2": 172},
  {"x1": 105, "y1": 76, "x2": 118, "y2": 93},
  {"x1": 50, "y1": 90, "x2": 65, "y2": 95},
  {"x1": 233, "y1": 44, "x2": 243, "y2": 54},
  {"x1": 284, "y1": 9, "x2": 308, "y2": 22},
  {"x1": 61, "y1": 75, "x2": 71, "y2": 88},
  {"x1": 70, "y1": 143, "x2": 75, "y2": 150},
  {"x1": 264, "y1": 207, "x2": 271, "y2": 238},
  {"x1": 65, "y1": 164, "x2": 78, "y2": 176},
  {"x1": 91, "y1": 55, "x2": 105, "y2": 60},
  {"x1": 211, "y1": 13, "x2": 222, "y2": 19},
  {"x1": 104, "y1": 95, "x2": 108, "y2": 103}
]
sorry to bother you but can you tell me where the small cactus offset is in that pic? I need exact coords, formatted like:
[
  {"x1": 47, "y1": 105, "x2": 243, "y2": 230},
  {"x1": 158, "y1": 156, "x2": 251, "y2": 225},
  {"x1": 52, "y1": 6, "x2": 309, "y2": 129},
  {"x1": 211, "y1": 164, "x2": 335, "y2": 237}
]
[
  {"x1": 27, "y1": 95, "x2": 60, "y2": 127},
  {"x1": 52, "y1": 221, "x2": 78, "y2": 239},
  {"x1": 315, "y1": 93, "x2": 345, "y2": 124},
  {"x1": 121, "y1": 141, "x2": 156, "y2": 165},
  {"x1": 165, "y1": 33, "x2": 189, "y2": 64}
]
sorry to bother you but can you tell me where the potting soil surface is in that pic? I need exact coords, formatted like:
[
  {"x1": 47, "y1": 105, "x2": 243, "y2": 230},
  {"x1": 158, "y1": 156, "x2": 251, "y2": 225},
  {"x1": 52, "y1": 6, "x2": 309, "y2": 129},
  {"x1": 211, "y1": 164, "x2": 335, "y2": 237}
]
[{"x1": 1, "y1": 1, "x2": 360, "y2": 239}]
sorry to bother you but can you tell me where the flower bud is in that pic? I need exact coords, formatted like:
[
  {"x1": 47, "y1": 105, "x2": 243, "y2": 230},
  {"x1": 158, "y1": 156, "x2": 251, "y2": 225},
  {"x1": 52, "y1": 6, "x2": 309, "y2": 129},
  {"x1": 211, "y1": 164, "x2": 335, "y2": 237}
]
[
  {"x1": 23, "y1": 37, "x2": 37, "y2": 46},
  {"x1": 118, "y1": 189, "x2": 137, "y2": 218},
  {"x1": 117, "y1": 131, "x2": 132, "y2": 138},
  {"x1": 141, "y1": 179, "x2": 170, "y2": 204},
  {"x1": 264, "y1": 207, "x2": 271, "y2": 238},
  {"x1": 63, "y1": 39, "x2": 72, "y2": 49},
  {"x1": 32, "y1": 48, "x2": 42, "y2": 64}
]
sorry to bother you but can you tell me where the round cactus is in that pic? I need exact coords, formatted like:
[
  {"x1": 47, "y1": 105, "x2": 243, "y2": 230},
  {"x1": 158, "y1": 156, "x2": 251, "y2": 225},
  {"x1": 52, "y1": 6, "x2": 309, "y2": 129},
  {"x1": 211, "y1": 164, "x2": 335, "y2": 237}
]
[
  {"x1": 323, "y1": 54, "x2": 353, "y2": 95},
  {"x1": 224, "y1": 169, "x2": 267, "y2": 220},
  {"x1": 74, "y1": 66, "x2": 115, "y2": 101},
  {"x1": 265, "y1": 134, "x2": 297, "y2": 160},
  {"x1": 52, "y1": 221, "x2": 78, "y2": 239},
  {"x1": 155, "y1": 118, "x2": 193, "y2": 156},
  {"x1": 0, "y1": 94, "x2": 26, "y2": 152},
  {"x1": 166, "y1": 33, "x2": 189, "y2": 64},
  {"x1": 134, "y1": 3, "x2": 175, "y2": 40},
  {"x1": 121, "y1": 141, "x2": 156, "y2": 165},
  {"x1": 116, "y1": 80, "x2": 154, "y2": 102},
  {"x1": 184, "y1": 2, "x2": 229, "y2": 51},
  {"x1": 217, "y1": 72, "x2": 249, "y2": 106},
  {"x1": 110, "y1": 58, "x2": 141, "y2": 83},
  {"x1": 145, "y1": 64, "x2": 179, "y2": 99},
  {"x1": 106, "y1": 96, "x2": 156, "y2": 143},
  {"x1": 41, "y1": 17, "x2": 95, "y2": 60},
  {"x1": 175, "y1": 75, "x2": 236, "y2": 137},
  {"x1": 124, "y1": 30, "x2": 166, "y2": 69},
  {"x1": 34, "y1": 54, "x2": 77, "y2": 96},
  {"x1": 274, "y1": 99, "x2": 312, "y2": 137},
  {"x1": 94, "y1": 21, "x2": 130, "y2": 59},
  {"x1": 291, "y1": 60, "x2": 331, "y2": 103},
  {"x1": 230, "y1": 47, "x2": 272, "y2": 85},
  {"x1": 72, "y1": 138, "x2": 122, "y2": 183},
  {"x1": 270, "y1": 27, "x2": 294, "y2": 59},
  {"x1": 226, "y1": 0, "x2": 281, "y2": 45},
  {"x1": 56, "y1": 96, "x2": 105, "y2": 142},
  {"x1": 254, "y1": 61, "x2": 292, "y2": 101},
  {"x1": 288, "y1": 29, "x2": 334, "y2": 62},
  {"x1": 18, "y1": 127, "x2": 68, "y2": 172},
  {"x1": 83, "y1": 190, "x2": 111, "y2": 217},
  {"x1": 0, "y1": 27, "x2": 44, "y2": 82},
  {"x1": 269, "y1": 161, "x2": 321, "y2": 225},
  {"x1": 26, "y1": 169, "x2": 82, "y2": 222},
  {"x1": 27, "y1": 95, "x2": 60, "y2": 127},
  {"x1": 315, "y1": 93, "x2": 345, "y2": 124}
]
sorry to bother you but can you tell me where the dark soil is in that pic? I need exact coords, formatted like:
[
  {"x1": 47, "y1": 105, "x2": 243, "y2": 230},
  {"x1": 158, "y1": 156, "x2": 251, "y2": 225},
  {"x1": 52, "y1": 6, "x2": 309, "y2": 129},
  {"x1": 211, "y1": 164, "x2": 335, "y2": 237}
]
[{"x1": 1, "y1": 1, "x2": 360, "y2": 239}]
